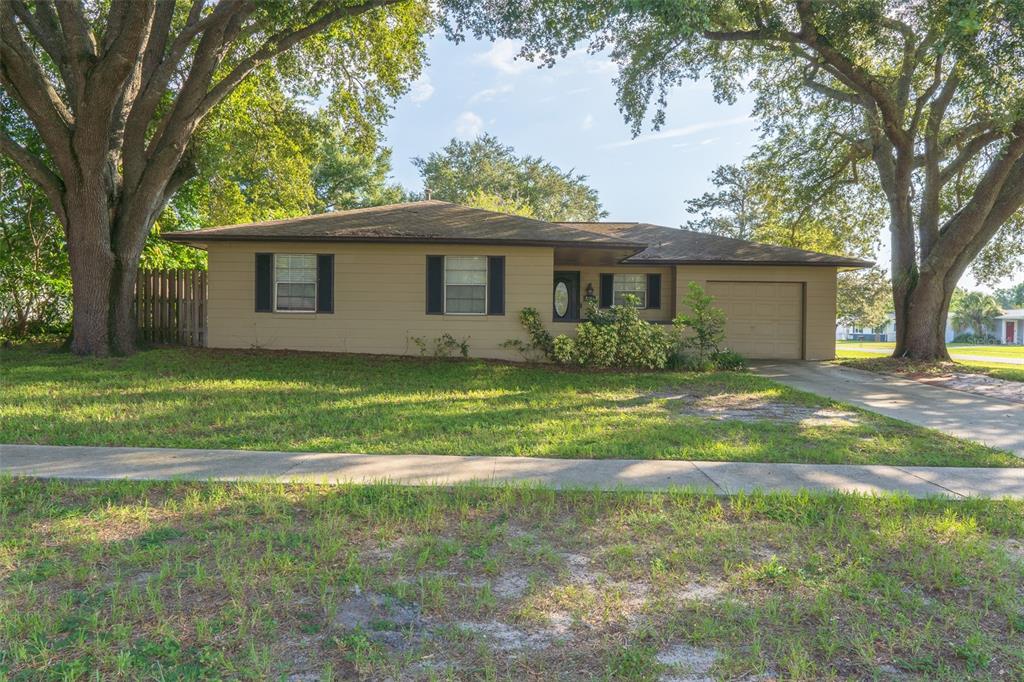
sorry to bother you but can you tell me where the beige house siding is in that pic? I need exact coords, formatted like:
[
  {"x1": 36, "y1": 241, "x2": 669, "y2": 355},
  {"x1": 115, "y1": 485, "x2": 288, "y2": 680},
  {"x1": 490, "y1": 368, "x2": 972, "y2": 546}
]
[
  {"x1": 564, "y1": 265, "x2": 676, "y2": 322},
  {"x1": 674, "y1": 264, "x2": 838, "y2": 360},
  {"x1": 204, "y1": 241, "x2": 839, "y2": 361},
  {"x1": 206, "y1": 242, "x2": 552, "y2": 360}
]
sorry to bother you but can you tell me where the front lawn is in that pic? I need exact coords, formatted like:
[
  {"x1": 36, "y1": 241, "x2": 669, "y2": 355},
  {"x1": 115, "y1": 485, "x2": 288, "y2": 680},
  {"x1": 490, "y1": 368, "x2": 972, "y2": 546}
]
[
  {"x1": 837, "y1": 340, "x2": 1024, "y2": 361},
  {"x1": 1, "y1": 345, "x2": 1018, "y2": 467},
  {"x1": 1, "y1": 478, "x2": 1022, "y2": 680}
]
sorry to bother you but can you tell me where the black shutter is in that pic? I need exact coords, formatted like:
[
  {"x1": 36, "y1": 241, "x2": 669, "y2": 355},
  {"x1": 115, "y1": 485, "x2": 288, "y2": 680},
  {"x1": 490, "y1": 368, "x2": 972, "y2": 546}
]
[
  {"x1": 647, "y1": 273, "x2": 661, "y2": 309},
  {"x1": 487, "y1": 256, "x2": 505, "y2": 315},
  {"x1": 426, "y1": 255, "x2": 444, "y2": 314},
  {"x1": 316, "y1": 254, "x2": 334, "y2": 313},
  {"x1": 255, "y1": 253, "x2": 272, "y2": 312},
  {"x1": 599, "y1": 273, "x2": 613, "y2": 308}
]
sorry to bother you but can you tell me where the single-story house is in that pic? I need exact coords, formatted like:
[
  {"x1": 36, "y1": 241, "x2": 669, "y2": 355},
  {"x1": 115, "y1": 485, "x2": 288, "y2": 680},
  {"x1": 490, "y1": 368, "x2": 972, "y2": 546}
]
[
  {"x1": 997, "y1": 309, "x2": 1024, "y2": 345},
  {"x1": 836, "y1": 313, "x2": 956, "y2": 344},
  {"x1": 163, "y1": 200, "x2": 871, "y2": 361}
]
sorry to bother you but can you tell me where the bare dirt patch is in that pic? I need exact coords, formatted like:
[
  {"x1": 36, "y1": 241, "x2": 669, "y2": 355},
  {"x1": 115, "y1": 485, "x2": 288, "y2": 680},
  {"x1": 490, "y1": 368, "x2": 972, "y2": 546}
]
[
  {"x1": 674, "y1": 579, "x2": 727, "y2": 603},
  {"x1": 638, "y1": 390, "x2": 860, "y2": 426},
  {"x1": 657, "y1": 643, "x2": 720, "y2": 681},
  {"x1": 914, "y1": 372, "x2": 1024, "y2": 403}
]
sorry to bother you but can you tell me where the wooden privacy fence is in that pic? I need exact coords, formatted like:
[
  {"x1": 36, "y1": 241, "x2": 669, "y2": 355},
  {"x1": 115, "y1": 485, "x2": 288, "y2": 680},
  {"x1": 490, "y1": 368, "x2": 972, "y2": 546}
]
[{"x1": 135, "y1": 269, "x2": 207, "y2": 346}]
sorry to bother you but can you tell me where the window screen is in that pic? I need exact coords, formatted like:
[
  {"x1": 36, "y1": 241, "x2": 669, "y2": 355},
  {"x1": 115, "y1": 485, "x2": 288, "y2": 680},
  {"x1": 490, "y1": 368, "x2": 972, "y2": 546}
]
[
  {"x1": 275, "y1": 254, "x2": 317, "y2": 312},
  {"x1": 612, "y1": 274, "x2": 647, "y2": 307},
  {"x1": 445, "y1": 256, "x2": 487, "y2": 314}
]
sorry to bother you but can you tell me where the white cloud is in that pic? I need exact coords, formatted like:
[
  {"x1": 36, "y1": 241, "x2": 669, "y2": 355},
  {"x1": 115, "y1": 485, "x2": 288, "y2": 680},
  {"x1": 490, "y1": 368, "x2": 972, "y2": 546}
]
[
  {"x1": 581, "y1": 113, "x2": 595, "y2": 131},
  {"x1": 468, "y1": 84, "x2": 514, "y2": 104},
  {"x1": 602, "y1": 115, "x2": 754, "y2": 149},
  {"x1": 454, "y1": 111, "x2": 484, "y2": 139},
  {"x1": 408, "y1": 74, "x2": 434, "y2": 104},
  {"x1": 699, "y1": 137, "x2": 719, "y2": 145},
  {"x1": 474, "y1": 39, "x2": 532, "y2": 75}
]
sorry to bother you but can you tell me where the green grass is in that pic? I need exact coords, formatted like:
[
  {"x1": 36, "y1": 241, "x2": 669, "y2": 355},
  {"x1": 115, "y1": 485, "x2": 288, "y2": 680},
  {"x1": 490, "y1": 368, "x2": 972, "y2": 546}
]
[
  {"x1": 837, "y1": 340, "x2": 1024, "y2": 360},
  {"x1": 837, "y1": 349, "x2": 1024, "y2": 383},
  {"x1": 1, "y1": 345, "x2": 1018, "y2": 467},
  {"x1": 1, "y1": 478, "x2": 1022, "y2": 680}
]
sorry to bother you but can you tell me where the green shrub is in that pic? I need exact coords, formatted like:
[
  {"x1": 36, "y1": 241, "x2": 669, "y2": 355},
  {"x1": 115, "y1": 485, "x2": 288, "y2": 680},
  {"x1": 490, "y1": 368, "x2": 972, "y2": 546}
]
[
  {"x1": 712, "y1": 349, "x2": 747, "y2": 370},
  {"x1": 573, "y1": 321, "x2": 618, "y2": 367},
  {"x1": 518, "y1": 307, "x2": 554, "y2": 356},
  {"x1": 673, "y1": 282, "x2": 726, "y2": 363},
  {"x1": 952, "y1": 332, "x2": 999, "y2": 344},
  {"x1": 516, "y1": 296, "x2": 671, "y2": 369},
  {"x1": 552, "y1": 334, "x2": 576, "y2": 364},
  {"x1": 410, "y1": 333, "x2": 470, "y2": 358}
]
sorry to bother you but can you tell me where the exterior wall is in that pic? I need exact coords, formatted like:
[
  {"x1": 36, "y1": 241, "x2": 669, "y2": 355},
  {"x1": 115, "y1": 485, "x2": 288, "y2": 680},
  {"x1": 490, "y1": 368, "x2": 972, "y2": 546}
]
[
  {"x1": 556, "y1": 265, "x2": 676, "y2": 323},
  {"x1": 206, "y1": 241, "x2": 553, "y2": 360},
  {"x1": 205, "y1": 241, "x2": 846, "y2": 362},
  {"x1": 675, "y1": 264, "x2": 839, "y2": 360}
]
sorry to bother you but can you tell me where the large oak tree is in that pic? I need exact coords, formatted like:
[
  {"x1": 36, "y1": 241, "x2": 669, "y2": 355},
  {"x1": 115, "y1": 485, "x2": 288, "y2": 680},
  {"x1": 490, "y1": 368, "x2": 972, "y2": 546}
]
[
  {"x1": 446, "y1": 0, "x2": 1024, "y2": 359},
  {"x1": 1, "y1": 0, "x2": 427, "y2": 355}
]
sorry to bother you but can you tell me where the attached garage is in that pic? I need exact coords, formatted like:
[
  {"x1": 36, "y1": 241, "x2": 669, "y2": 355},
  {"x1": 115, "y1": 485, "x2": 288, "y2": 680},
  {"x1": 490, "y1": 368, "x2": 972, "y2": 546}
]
[{"x1": 705, "y1": 281, "x2": 803, "y2": 359}]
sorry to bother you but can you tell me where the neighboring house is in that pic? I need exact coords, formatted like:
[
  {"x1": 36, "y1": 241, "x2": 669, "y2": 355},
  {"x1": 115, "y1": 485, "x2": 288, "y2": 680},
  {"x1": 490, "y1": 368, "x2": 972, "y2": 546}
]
[
  {"x1": 836, "y1": 313, "x2": 955, "y2": 343},
  {"x1": 997, "y1": 310, "x2": 1024, "y2": 345},
  {"x1": 163, "y1": 200, "x2": 871, "y2": 361}
]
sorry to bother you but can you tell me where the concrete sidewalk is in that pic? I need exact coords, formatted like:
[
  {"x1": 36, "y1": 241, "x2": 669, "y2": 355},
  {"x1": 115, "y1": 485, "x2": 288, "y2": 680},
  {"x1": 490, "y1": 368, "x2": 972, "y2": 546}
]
[
  {"x1": 753, "y1": 361, "x2": 1024, "y2": 457},
  {"x1": 3, "y1": 444, "x2": 1022, "y2": 499}
]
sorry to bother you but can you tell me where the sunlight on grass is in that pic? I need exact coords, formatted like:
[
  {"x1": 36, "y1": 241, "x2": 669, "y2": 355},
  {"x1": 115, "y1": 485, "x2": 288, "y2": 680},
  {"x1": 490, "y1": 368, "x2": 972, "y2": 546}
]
[
  {"x1": 1, "y1": 478, "x2": 1021, "y2": 679},
  {"x1": 1, "y1": 345, "x2": 1019, "y2": 466}
]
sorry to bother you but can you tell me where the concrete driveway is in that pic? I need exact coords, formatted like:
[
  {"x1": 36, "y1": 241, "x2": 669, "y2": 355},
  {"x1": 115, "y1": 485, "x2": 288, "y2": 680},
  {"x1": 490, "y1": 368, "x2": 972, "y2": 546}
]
[{"x1": 753, "y1": 361, "x2": 1024, "y2": 458}]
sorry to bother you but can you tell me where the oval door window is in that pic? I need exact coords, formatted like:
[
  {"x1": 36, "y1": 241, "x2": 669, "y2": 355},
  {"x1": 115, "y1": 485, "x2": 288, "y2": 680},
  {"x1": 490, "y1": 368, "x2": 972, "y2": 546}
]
[{"x1": 554, "y1": 281, "x2": 569, "y2": 317}]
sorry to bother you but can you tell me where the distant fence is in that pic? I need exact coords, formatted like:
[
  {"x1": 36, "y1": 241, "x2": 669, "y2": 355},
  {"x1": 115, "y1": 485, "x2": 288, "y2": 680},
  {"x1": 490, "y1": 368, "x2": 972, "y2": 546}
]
[{"x1": 135, "y1": 269, "x2": 207, "y2": 346}]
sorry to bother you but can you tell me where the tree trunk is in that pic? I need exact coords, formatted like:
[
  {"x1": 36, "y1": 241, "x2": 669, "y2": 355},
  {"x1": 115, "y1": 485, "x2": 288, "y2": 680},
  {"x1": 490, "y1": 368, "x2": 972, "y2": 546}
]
[
  {"x1": 110, "y1": 252, "x2": 142, "y2": 355},
  {"x1": 65, "y1": 187, "x2": 117, "y2": 356},
  {"x1": 893, "y1": 272, "x2": 953, "y2": 361}
]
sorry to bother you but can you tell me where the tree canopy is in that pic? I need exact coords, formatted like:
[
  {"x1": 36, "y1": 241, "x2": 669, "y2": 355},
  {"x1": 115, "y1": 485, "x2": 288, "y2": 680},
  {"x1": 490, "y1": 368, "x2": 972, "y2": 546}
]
[
  {"x1": 1, "y1": 0, "x2": 430, "y2": 354},
  {"x1": 993, "y1": 283, "x2": 1024, "y2": 310},
  {"x1": 412, "y1": 133, "x2": 606, "y2": 222},
  {"x1": 444, "y1": 0, "x2": 1024, "y2": 359},
  {"x1": 950, "y1": 290, "x2": 1002, "y2": 337}
]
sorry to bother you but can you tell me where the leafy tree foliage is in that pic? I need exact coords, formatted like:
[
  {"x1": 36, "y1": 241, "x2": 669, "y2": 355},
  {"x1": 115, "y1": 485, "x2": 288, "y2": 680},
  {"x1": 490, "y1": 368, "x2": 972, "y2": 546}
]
[
  {"x1": 412, "y1": 134, "x2": 606, "y2": 221},
  {"x1": 1, "y1": 0, "x2": 429, "y2": 355},
  {"x1": 1, "y1": 66, "x2": 404, "y2": 335},
  {"x1": 993, "y1": 283, "x2": 1024, "y2": 310},
  {"x1": 0, "y1": 135, "x2": 69, "y2": 335},
  {"x1": 683, "y1": 158, "x2": 882, "y2": 259},
  {"x1": 950, "y1": 291, "x2": 1002, "y2": 336},
  {"x1": 683, "y1": 164, "x2": 757, "y2": 240},
  {"x1": 443, "y1": 0, "x2": 1024, "y2": 360},
  {"x1": 836, "y1": 268, "x2": 892, "y2": 332}
]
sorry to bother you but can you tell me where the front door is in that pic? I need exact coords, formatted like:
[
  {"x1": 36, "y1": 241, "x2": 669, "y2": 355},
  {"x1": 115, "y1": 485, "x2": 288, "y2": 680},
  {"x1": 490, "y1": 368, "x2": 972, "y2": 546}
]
[
  {"x1": 553, "y1": 271, "x2": 580, "y2": 322},
  {"x1": 1008, "y1": 321, "x2": 1016, "y2": 344}
]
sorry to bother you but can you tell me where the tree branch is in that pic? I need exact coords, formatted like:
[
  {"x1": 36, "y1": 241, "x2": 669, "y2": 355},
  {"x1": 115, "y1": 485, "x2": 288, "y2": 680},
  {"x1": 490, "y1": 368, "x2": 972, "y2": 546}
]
[
  {"x1": 193, "y1": 0, "x2": 402, "y2": 122},
  {"x1": 0, "y1": 127, "x2": 67, "y2": 225},
  {"x1": 9, "y1": 0, "x2": 65, "y2": 67}
]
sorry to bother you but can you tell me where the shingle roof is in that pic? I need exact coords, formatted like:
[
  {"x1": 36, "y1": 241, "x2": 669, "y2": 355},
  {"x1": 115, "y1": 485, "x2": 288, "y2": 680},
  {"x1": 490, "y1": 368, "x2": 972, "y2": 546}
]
[
  {"x1": 162, "y1": 200, "x2": 872, "y2": 268},
  {"x1": 162, "y1": 200, "x2": 644, "y2": 250},
  {"x1": 559, "y1": 222, "x2": 873, "y2": 268}
]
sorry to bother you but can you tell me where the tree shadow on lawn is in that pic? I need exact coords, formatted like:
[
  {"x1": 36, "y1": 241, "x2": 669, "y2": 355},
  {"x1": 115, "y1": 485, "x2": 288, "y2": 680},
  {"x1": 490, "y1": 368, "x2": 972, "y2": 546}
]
[
  {"x1": 3, "y1": 479, "x2": 1023, "y2": 680},
  {"x1": 2, "y1": 346, "x2": 1016, "y2": 466}
]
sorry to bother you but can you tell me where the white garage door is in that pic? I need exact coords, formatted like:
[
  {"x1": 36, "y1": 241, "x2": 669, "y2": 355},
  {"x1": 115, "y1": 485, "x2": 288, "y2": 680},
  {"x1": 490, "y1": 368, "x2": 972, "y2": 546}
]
[{"x1": 705, "y1": 281, "x2": 803, "y2": 359}]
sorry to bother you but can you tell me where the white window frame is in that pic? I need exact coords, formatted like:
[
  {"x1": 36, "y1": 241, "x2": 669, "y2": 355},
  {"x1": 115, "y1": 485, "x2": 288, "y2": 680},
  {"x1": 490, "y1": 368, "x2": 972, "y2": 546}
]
[
  {"x1": 612, "y1": 273, "x2": 648, "y2": 309},
  {"x1": 443, "y1": 255, "x2": 488, "y2": 315},
  {"x1": 273, "y1": 253, "x2": 317, "y2": 313}
]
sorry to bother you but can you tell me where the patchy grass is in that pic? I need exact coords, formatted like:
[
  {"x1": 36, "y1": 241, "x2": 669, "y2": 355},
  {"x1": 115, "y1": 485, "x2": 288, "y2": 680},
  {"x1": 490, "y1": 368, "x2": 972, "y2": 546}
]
[
  {"x1": 837, "y1": 352, "x2": 1024, "y2": 384},
  {"x1": 1, "y1": 478, "x2": 1022, "y2": 680},
  {"x1": 1, "y1": 345, "x2": 1019, "y2": 467}
]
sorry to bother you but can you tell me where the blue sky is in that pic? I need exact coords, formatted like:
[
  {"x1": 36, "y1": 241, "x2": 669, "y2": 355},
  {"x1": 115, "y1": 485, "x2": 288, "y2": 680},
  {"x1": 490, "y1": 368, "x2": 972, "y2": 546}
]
[
  {"x1": 383, "y1": 36, "x2": 759, "y2": 227},
  {"x1": 381, "y1": 35, "x2": 1017, "y2": 292}
]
